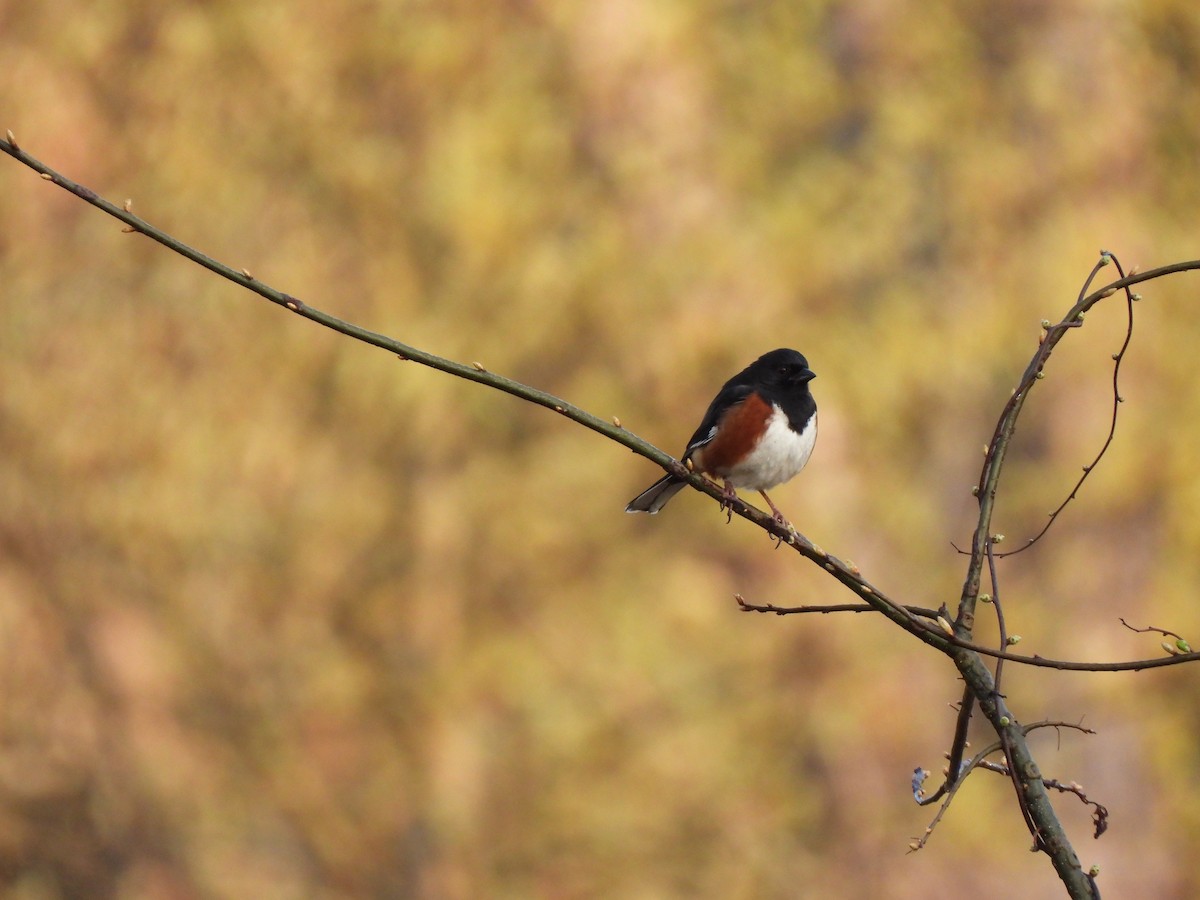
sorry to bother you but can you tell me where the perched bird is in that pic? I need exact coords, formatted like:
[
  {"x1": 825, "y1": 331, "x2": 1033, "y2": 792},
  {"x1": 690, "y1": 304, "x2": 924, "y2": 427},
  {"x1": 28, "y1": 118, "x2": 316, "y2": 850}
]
[{"x1": 625, "y1": 348, "x2": 817, "y2": 524}]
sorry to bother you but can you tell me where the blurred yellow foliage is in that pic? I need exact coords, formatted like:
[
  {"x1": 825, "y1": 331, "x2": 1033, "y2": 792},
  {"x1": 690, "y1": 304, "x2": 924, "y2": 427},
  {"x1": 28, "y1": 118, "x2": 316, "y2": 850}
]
[{"x1": 3, "y1": 2, "x2": 1200, "y2": 897}]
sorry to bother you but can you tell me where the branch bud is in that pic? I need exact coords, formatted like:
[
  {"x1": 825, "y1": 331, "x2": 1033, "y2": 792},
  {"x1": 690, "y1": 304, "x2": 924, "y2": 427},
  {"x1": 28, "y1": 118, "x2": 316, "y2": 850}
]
[
  {"x1": 612, "y1": 416, "x2": 622, "y2": 428},
  {"x1": 4, "y1": 128, "x2": 16, "y2": 148},
  {"x1": 978, "y1": 593, "x2": 992, "y2": 604},
  {"x1": 937, "y1": 616, "x2": 955, "y2": 636},
  {"x1": 1006, "y1": 635, "x2": 1021, "y2": 645},
  {"x1": 1162, "y1": 641, "x2": 1179, "y2": 656},
  {"x1": 1177, "y1": 638, "x2": 1192, "y2": 653}
]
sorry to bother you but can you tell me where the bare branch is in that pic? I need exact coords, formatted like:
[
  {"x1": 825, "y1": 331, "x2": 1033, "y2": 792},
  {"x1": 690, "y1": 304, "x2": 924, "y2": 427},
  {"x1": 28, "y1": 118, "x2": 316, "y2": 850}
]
[
  {"x1": 911, "y1": 738, "x2": 1005, "y2": 848},
  {"x1": 917, "y1": 721, "x2": 1103, "y2": 851},
  {"x1": 954, "y1": 251, "x2": 1200, "y2": 634},
  {"x1": 734, "y1": 595, "x2": 940, "y2": 618},
  {"x1": 1119, "y1": 618, "x2": 1193, "y2": 654},
  {"x1": 999, "y1": 254, "x2": 1138, "y2": 558},
  {"x1": 740, "y1": 595, "x2": 1200, "y2": 672}
]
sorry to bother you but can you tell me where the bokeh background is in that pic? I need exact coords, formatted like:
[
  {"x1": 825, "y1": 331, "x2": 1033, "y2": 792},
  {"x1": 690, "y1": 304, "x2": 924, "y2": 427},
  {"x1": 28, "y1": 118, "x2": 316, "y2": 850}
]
[{"x1": 3, "y1": 1, "x2": 1200, "y2": 897}]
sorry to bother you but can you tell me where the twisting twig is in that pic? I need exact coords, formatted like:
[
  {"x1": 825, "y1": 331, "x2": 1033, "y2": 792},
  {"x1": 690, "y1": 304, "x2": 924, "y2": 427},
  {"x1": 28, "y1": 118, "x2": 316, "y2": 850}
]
[
  {"x1": 915, "y1": 719, "x2": 1102, "y2": 850},
  {"x1": 971, "y1": 764, "x2": 1110, "y2": 841},
  {"x1": 953, "y1": 248, "x2": 1183, "y2": 636},
  {"x1": 1119, "y1": 618, "x2": 1186, "y2": 642},
  {"x1": 1119, "y1": 618, "x2": 1193, "y2": 654},
  {"x1": 999, "y1": 253, "x2": 1138, "y2": 558},
  {"x1": 1044, "y1": 778, "x2": 1110, "y2": 841},
  {"x1": 910, "y1": 738, "x2": 1005, "y2": 849},
  {"x1": 979, "y1": 714, "x2": 1107, "y2": 841}
]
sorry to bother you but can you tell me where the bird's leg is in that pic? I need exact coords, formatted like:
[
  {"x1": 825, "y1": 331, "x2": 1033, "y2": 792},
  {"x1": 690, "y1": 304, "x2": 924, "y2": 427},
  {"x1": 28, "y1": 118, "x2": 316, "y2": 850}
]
[
  {"x1": 759, "y1": 490, "x2": 794, "y2": 531},
  {"x1": 719, "y1": 479, "x2": 739, "y2": 523}
]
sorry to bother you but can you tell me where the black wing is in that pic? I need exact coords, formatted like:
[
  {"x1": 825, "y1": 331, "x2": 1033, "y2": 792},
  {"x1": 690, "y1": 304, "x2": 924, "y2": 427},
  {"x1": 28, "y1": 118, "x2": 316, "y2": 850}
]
[{"x1": 682, "y1": 382, "x2": 757, "y2": 458}]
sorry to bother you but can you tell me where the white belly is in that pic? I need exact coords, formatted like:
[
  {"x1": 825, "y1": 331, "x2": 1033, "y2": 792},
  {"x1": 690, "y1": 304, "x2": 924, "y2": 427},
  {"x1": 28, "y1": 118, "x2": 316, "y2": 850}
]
[{"x1": 725, "y1": 407, "x2": 816, "y2": 491}]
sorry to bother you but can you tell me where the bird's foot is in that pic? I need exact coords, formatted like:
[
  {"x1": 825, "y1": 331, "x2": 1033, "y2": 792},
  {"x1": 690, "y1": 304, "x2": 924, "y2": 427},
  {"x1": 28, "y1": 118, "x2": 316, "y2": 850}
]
[
  {"x1": 719, "y1": 480, "x2": 739, "y2": 523},
  {"x1": 760, "y1": 491, "x2": 796, "y2": 534}
]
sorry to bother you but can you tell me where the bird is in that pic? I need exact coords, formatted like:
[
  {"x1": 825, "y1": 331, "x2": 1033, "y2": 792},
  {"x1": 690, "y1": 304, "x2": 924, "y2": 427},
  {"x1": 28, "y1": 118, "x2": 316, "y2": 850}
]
[{"x1": 625, "y1": 348, "x2": 817, "y2": 525}]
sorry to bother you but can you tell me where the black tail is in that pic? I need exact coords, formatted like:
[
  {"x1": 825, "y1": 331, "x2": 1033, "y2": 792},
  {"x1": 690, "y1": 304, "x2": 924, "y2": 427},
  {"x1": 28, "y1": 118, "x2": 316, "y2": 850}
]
[{"x1": 625, "y1": 476, "x2": 687, "y2": 514}]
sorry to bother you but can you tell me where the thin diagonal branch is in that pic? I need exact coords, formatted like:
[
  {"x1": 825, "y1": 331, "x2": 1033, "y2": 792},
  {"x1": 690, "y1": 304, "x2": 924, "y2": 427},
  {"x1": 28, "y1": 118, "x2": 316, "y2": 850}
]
[
  {"x1": 0, "y1": 133, "x2": 941, "y2": 647},
  {"x1": 911, "y1": 737, "x2": 1006, "y2": 848}
]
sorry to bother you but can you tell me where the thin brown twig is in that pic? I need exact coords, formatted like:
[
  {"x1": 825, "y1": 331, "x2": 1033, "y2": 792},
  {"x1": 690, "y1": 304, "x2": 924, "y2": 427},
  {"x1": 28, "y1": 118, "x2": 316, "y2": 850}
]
[
  {"x1": 734, "y1": 595, "x2": 940, "y2": 618},
  {"x1": 975, "y1": 716, "x2": 1107, "y2": 842},
  {"x1": 1119, "y1": 618, "x2": 1187, "y2": 643},
  {"x1": 916, "y1": 719, "x2": 1102, "y2": 851},
  {"x1": 911, "y1": 738, "x2": 1005, "y2": 848},
  {"x1": 739, "y1": 595, "x2": 1200, "y2": 672},
  {"x1": 999, "y1": 253, "x2": 1138, "y2": 558}
]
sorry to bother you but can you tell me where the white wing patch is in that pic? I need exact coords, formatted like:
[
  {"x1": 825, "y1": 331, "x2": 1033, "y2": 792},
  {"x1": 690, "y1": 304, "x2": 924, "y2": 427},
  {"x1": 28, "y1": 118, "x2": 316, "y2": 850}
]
[{"x1": 689, "y1": 424, "x2": 720, "y2": 452}]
